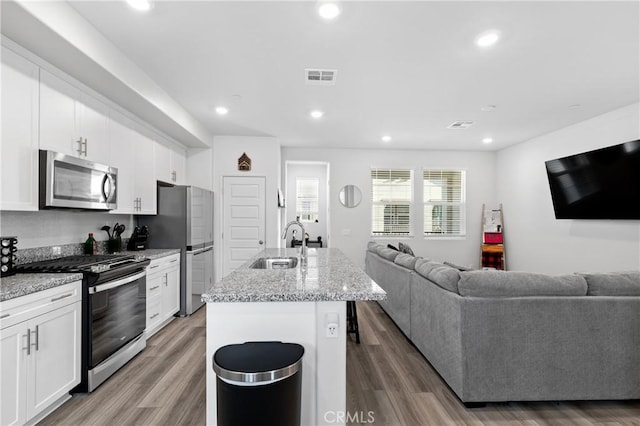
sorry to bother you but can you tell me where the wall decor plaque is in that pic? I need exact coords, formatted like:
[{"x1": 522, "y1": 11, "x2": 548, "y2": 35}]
[{"x1": 238, "y1": 152, "x2": 252, "y2": 171}]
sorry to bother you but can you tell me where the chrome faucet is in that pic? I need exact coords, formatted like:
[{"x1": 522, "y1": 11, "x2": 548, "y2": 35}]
[{"x1": 282, "y1": 219, "x2": 306, "y2": 261}]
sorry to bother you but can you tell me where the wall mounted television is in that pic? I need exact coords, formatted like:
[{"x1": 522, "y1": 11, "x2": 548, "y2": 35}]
[{"x1": 544, "y1": 139, "x2": 640, "y2": 220}]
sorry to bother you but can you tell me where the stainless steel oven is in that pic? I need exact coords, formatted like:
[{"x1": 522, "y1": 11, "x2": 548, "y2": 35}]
[
  {"x1": 87, "y1": 269, "x2": 147, "y2": 391},
  {"x1": 39, "y1": 149, "x2": 117, "y2": 210}
]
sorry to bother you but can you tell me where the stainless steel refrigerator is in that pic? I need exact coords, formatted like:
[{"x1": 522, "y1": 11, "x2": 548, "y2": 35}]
[{"x1": 138, "y1": 184, "x2": 214, "y2": 316}]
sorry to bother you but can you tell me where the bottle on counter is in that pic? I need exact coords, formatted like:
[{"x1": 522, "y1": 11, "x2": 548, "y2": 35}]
[{"x1": 84, "y1": 232, "x2": 98, "y2": 255}]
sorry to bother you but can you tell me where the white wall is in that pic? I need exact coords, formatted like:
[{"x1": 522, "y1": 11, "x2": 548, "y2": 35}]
[
  {"x1": 212, "y1": 136, "x2": 281, "y2": 282},
  {"x1": 282, "y1": 148, "x2": 497, "y2": 267},
  {"x1": 0, "y1": 210, "x2": 134, "y2": 249},
  {"x1": 187, "y1": 147, "x2": 214, "y2": 191},
  {"x1": 284, "y1": 162, "x2": 329, "y2": 245},
  {"x1": 497, "y1": 103, "x2": 640, "y2": 273}
]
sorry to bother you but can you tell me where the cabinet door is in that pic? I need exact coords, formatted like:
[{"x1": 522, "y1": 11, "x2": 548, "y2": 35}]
[
  {"x1": 0, "y1": 323, "x2": 28, "y2": 426},
  {"x1": 108, "y1": 119, "x2": 135, "y2": 214},
  {"x1": 162, "y1": 265, "x2": 180, "y2": 320},
  {"x1": 0, "y1": 47, "x2": 39, "y2": 211},
  {"x1": 136, "y1": 134, "x2": 157, "y2": 215},
  {"x1": 39, "y1": 69, "x2": 79, "y2": 157},
  {"x1": 76, "y1": 92, "x2": 109, "y2": 163},
  {"x1": 28, "y1": 302, "x2": 81, "y2": 419},
  {"x1": 154, "y1": 142, "x2": 171, "y2": 184}
]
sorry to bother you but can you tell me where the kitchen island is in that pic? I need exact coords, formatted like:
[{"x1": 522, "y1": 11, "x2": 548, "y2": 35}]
[{"x1": 202, "y1": 247, "x2": 385, "y2": 426}]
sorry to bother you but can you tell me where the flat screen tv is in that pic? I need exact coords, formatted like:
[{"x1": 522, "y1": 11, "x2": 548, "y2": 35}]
[{"x1": 544, "y1": 140, "x2": 640, "y2": 220}]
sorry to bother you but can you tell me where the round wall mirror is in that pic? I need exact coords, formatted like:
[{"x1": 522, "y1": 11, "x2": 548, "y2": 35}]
[{"x1": 339, "y1": 185, "x2": 362, "y2": 208}]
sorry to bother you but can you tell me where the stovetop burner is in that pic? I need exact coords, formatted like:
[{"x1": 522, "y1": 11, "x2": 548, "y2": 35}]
[{"x1": 16, "y1": 254, "x2": 147, "y2": 274}]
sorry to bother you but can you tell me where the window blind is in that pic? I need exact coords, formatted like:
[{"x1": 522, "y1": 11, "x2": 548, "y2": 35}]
[
  {"x1": 296, "y1": 178, "x2": 319, "y2": 222},
  {"x1": 371, "y1": 168, "x2": 412, "y2": 236},
  {"x1": 423, "y1": 170, "x2": 465, "y2": 236}
]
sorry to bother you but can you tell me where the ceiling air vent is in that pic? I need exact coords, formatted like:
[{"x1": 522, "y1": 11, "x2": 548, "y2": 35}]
[
  {"x1": 305, "y1": 68, "x2": 337, "y2": 85},
  {"x1": 447, "y1": 121, "x2": 474, "y2": 129}
]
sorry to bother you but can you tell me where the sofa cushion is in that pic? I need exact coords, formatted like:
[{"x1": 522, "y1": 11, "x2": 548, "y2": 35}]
[
  {"x1": 427, "y1": 266, "x2": 460, "y2": 293},
  {"x1": 444, "y1": 261, "x2": 474, "y2": 271},
  {"x1": 394, "y1": 253, "x2": 418, "y2": 270},
  {"x1": 414, "y1": 258, "x2": 444, "y2": 279},
  {"x1": 580, "y1": 271, "x2": 640, "y2": 296},
  {"x1": 367, "y1": 241, "x2": 382, "y2": 252},
  {"x1": 458, "y1": 270, "x2": 588, "y2": 297},
  {"x1": 376, "y1": 246, "x2": 400, "y2": 262}
]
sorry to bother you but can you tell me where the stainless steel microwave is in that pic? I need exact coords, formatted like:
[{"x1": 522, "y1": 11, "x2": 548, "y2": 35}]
[{"x1": 39, "y1": 150, "x2": 117, "y2": 210}]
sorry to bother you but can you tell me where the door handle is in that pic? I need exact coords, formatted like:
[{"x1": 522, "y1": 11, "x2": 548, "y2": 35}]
[{"x1": 259, "y1": 240, "x2": 264, "y2": 245}]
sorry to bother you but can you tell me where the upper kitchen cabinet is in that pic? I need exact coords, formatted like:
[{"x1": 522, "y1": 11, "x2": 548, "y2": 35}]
[
  {"x1": 109, "y1": 115, "x2": 156, "y2": 215},
  {"x1": 39, "y1": 69, "x2": 108, "y2": 164},
  {"x1": 155, "y1": 142, "x2": 187, "y2": 185},
  {"x1": 0, "y1": 46, "x2": 39, "y2": 211}
]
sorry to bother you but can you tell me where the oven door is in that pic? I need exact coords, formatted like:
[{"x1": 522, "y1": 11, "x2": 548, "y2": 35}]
[
  {"x1": 40, "y1": 149, "x2": 117, "y2": 210},
  {"x1": 88, "y1": 270, "x2": 146, "y2": 368}
]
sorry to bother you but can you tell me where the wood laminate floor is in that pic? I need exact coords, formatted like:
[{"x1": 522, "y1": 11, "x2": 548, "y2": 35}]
[{"x1": 40, "y1": 302, "x2": 640, "y2": 426}]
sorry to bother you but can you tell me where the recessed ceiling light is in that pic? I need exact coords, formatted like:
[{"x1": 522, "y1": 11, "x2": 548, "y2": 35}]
[
  {"x1": 310, "y1": 110, "x2": 324, "y2": 119},
  {"x1": 215, "y1": 106, "x2": 229, "y2": 115},
  {"x1": 482, "y1": 137, "x2": 494, "y2": 144},
  {"x1": 569, "y1": 104, "x2": 581, "y2": 109},
  {"x1": 480, "y1": 105, "x2": 497, "y2": 112},
  {"x1": 318, "y1": 2, "x2": 341, "y2": 20},
  {"x1": 475, "y1": 30, "x2": 500, "y2": 48},
  {"x1": 381, "y1": 135, "x2": 392, "y2": 143},
  {"x1": 125, "y1": 0, "x2": 152, "y2": 12}
]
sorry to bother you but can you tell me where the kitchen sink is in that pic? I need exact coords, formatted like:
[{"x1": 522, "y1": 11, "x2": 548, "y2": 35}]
[{"x1": 249, "y1": 257, "x2": 299, "y2": 269}]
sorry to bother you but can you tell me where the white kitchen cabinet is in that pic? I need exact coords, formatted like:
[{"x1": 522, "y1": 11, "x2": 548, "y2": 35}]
[
  {"x1": 109, "y1": 116, "x2": 156, "y2": 215},
  {"x1": 0, "y1": 282, "x2": 82, "y2": 426},
  {"x1": 0, "y1": 46, "x2": 40, "y2": 211},
  {"x1": 155, "y1": 142, "x2": 187, "y2": 185},
  {"x1": 146, "y1": 253, "x2": 180, "y2": 337},
  {"x1": 39, "y1": 69, "x2": 108, "y2": 163}
]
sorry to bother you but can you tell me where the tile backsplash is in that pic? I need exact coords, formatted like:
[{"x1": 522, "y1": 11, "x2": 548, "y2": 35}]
[{"x1": 0, "y1": 210, "x2": 134, "y2": 250}]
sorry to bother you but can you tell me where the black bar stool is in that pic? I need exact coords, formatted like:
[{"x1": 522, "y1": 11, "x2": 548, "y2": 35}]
[{"x1": 346, "y1": 301, "x2": 360, "y2": 344}]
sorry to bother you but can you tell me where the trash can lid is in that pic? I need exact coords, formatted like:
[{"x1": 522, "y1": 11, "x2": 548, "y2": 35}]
[{"x1": 213, "y1": 341, "x2": 305, "y2": 385}]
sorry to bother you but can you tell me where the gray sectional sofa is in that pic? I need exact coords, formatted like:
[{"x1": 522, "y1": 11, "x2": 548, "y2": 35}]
[{"x1": 364, "y1": 242, "x2": 640, "y2": 404}]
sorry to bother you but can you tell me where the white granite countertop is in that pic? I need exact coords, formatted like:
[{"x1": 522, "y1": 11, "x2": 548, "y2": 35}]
[
  {"x1": 202, "y1": 247, "x2": 386, "y2": 303},
  {"x1": 1, "y1": 249, "x2": 179, "y2": 303},
  {"x1": 1, "y1": 273, "x2": 83, "y2": 302}
]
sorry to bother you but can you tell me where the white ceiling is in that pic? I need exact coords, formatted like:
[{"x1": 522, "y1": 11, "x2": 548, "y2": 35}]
[{"x1": 66, "y1": 1, "x2": 639, "y2": 151}]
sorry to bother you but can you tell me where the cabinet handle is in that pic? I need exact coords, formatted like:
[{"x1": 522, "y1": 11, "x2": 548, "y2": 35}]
[
  {"x1": 171, "y1": 171, "x2": 177, "y2": 182},
  {"x1": 25, "y1": 328, "x2": 31, "y2": 355},
  {"x1": 150, "y1": 265, "x2": 159, "y2": 269},
  {"x1": 33, "y1": 326, "x2": 39, "y2": 351},
  {"x1": 76, "y1": 138, "x2": 84, "y2": 156},
  {"x1": 51, "y1": 293, "x2": 73, "y2": 302},
  {"x1": 150, "y1": 285, "x2": 160, "y2": 291},
  {"x1": 150, "y1": 313, "x2": 159, "y2": 319},
  {"x1": 0, "y1": 313, "x2": 9, "y2": 319},
  {"x1": 83, "y1": 138, "x2": 88, "y2": 156},
  {"x1": 170, "y1": 259, "x2": 178, "y2": 263}
]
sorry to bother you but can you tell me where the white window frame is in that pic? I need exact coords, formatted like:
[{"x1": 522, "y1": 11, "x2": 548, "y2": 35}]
[
  {"x1": 295, "y1": 177, "x2": 319, "y2": 223},
  {"x1": 423, "y1": 169, "x2": 466, "y2": 238},
  {"x1": 370, "y1": 168, "x2": 413, "y2": 237}
]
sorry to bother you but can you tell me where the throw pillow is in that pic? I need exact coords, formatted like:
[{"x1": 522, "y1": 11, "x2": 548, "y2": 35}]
[
  {"x1": 376, "y1": 246, "x2": 400, "y2": 262},
  {"x1": 367, "y1": 241, "x2": 382, "y2": 252},
  {"x1": 398, "y1": 242, "x2": 415, "y2": 256},
  {"x1": 387, "y1": 244, "x2": 399, "y2": 251}
]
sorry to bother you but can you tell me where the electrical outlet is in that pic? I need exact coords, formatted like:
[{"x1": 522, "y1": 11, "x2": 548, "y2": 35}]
[
  {"x1": 52, "y1": 246, "x2": 61, "y2": 256},
  {"x1": 326, "y1": 322, "x2": 339, "y2": 338}
]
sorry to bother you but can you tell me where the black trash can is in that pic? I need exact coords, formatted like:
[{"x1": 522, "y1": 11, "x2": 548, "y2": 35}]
[{"x1": 213, "y1": 341, "x2": 305, "y2": 426}]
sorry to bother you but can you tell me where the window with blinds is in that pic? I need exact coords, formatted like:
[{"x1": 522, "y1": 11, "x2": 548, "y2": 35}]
[
  {"x1": 296, "y1": 178, "x2": 319, "y2": 222},
  {"x1": 423, "y1": 170, "x2": 465, "y2": 236},
  {"x1": 371, "y1": 168, "x2": 413, "y2": 236}
]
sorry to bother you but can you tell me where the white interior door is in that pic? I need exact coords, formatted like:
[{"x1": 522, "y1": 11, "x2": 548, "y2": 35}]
[{"x1": 222, "y1": 176, "x2": 266, "y2": 277}]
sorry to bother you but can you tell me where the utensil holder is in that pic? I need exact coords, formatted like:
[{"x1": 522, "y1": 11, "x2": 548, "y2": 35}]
[{"x1": 108, "y1": 237, "x2": 122, "y2": 254}]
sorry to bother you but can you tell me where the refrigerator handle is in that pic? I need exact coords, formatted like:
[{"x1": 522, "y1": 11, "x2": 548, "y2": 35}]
[{"x1": 190, "y1": 246, "x2": 213, "y2": 255}]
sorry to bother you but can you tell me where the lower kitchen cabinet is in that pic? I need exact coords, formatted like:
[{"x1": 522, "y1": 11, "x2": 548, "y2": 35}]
[
  {"x1": 146, "y1": 253, "x2": 180, "y2": 337},
  {"x1": 0, "y1": 282, "x2": 82, "y2": 426}
]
